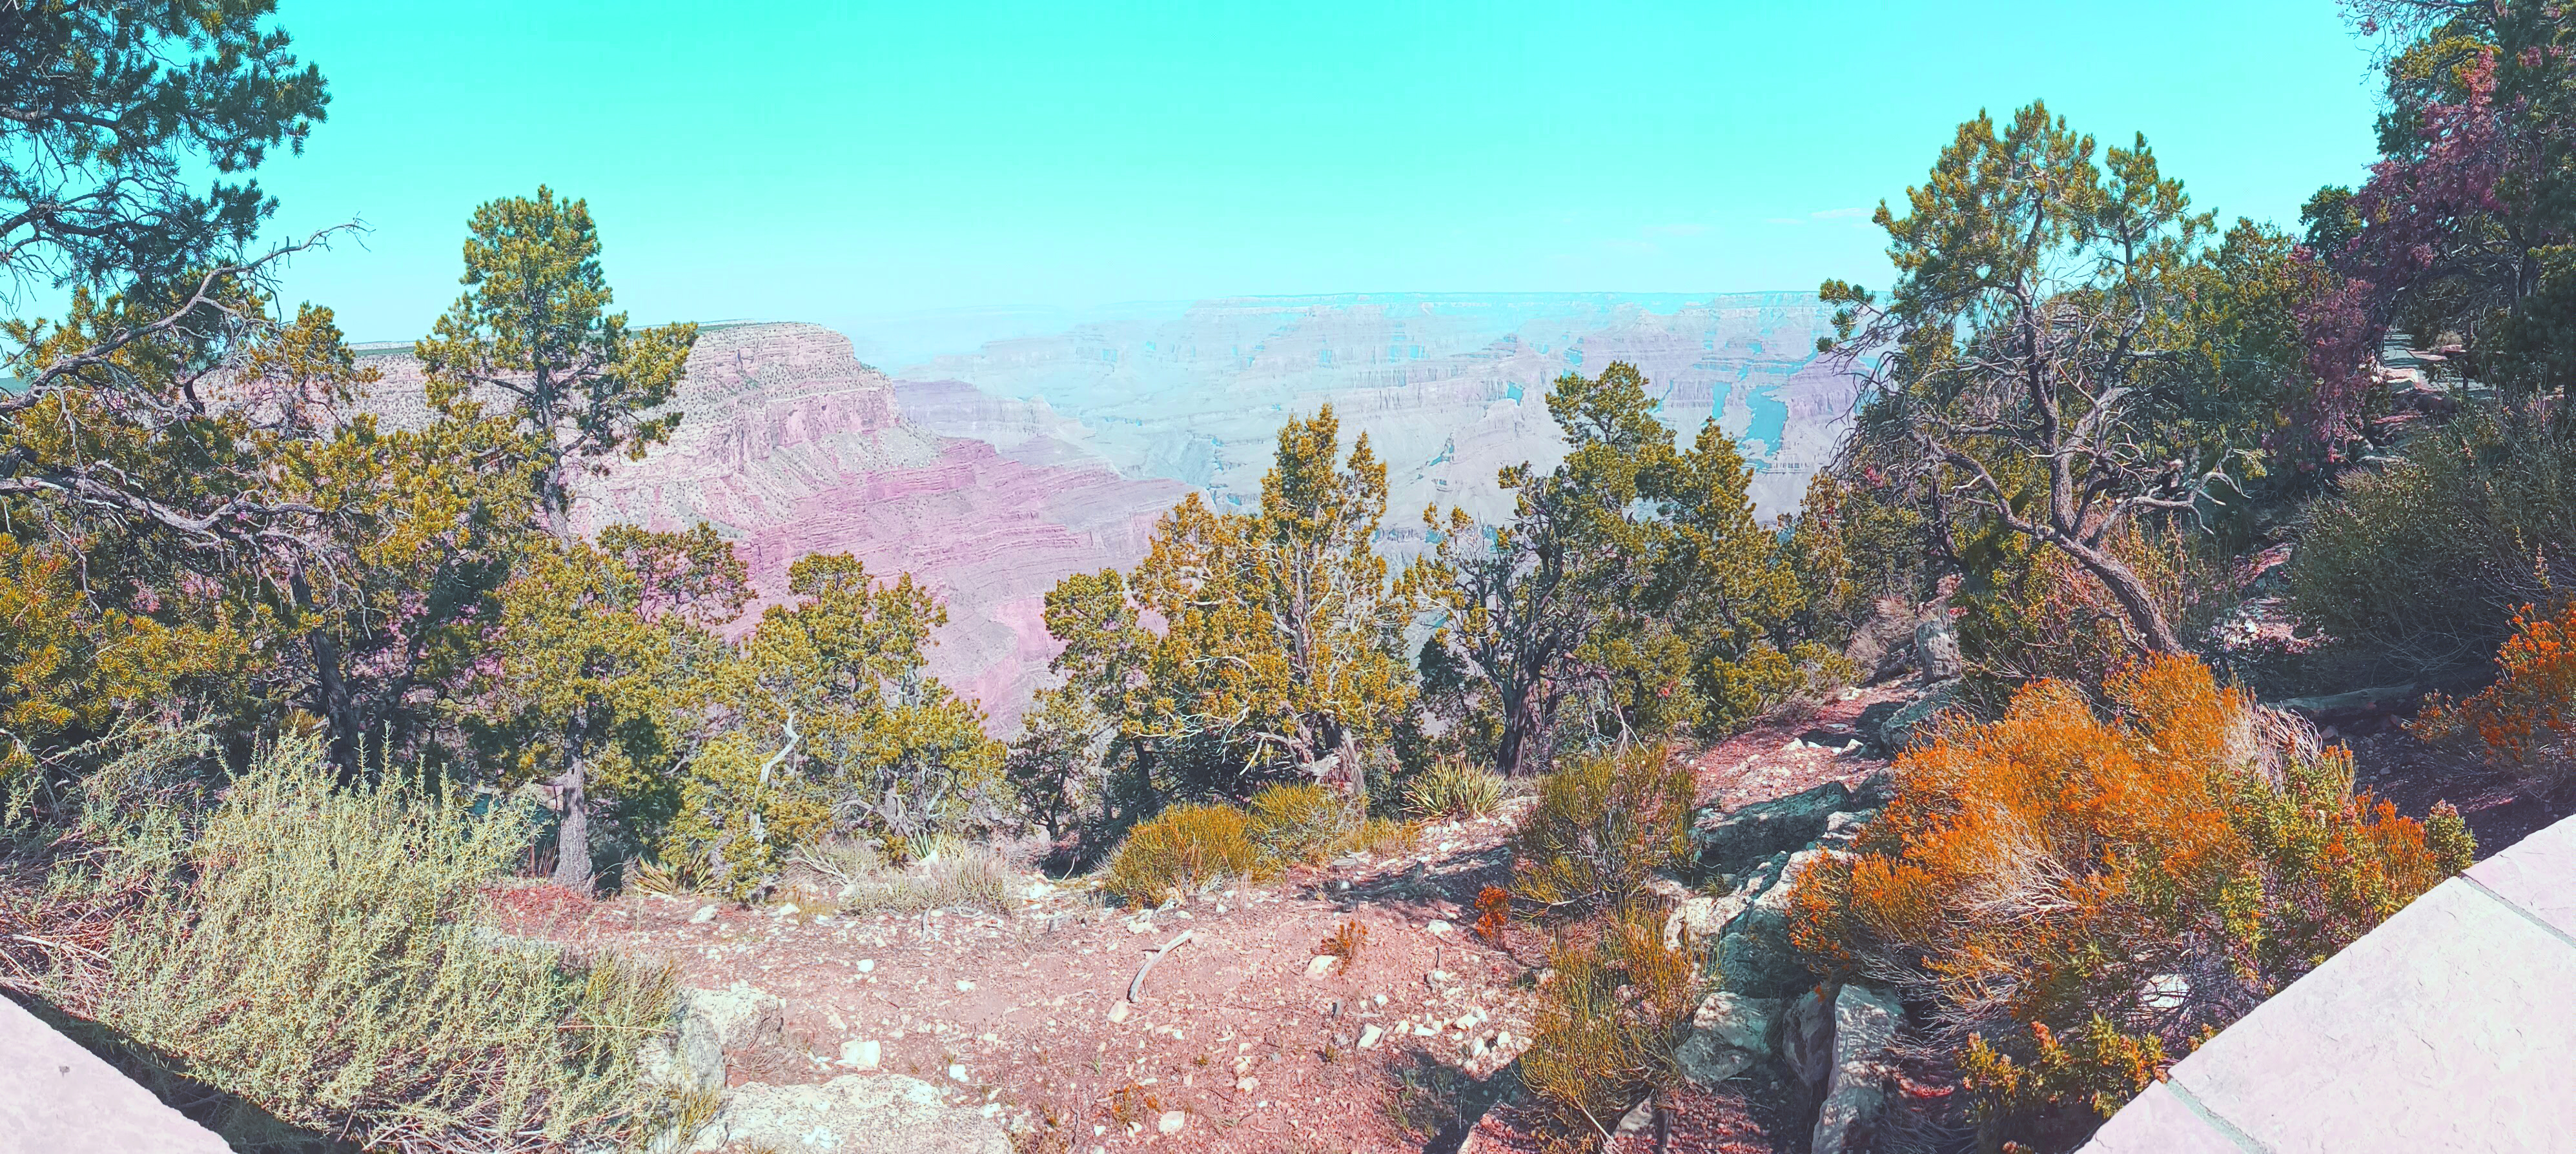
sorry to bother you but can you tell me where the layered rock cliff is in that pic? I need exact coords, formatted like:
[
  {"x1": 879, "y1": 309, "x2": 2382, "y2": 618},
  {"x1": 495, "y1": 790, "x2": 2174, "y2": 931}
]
[{"x1": 354, "y1": 323, "x2": 1183, "y2": 730}]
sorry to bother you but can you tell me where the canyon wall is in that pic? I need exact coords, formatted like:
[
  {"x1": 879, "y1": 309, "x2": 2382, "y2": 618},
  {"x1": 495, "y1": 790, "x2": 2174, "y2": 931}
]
[
  {"x1": 354, "y1": 323, "x2": 1183, "y2": 729},
  {"x1": 355, "y1": 294, "x2": 1854, "y2": 729}
]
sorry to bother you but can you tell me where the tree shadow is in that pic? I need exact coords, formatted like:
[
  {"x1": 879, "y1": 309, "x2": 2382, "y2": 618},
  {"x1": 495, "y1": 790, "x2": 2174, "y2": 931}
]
[
  {"x1": 6, "y1": 991, "x2": 353, "y2": 1153},
  {"x1": 1381, "y1": 1044, "x2": 1522, "y2": 1154}
]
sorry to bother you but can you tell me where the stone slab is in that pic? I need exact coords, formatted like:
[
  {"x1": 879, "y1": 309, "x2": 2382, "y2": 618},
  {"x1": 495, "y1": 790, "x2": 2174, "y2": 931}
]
[
  {"x1": 2165, "y1": 878, "x2": 2576, "y2": 1153},
  {"x1": 2078, "y1": 1082, "x2": 2248, "y2": 1154},
  {"x1": 0, "y1": 995, "x2": 232, "y2": 1154},
  {"x1": 2466, "y1": 812, "x2": 2576, "y2": 944}
]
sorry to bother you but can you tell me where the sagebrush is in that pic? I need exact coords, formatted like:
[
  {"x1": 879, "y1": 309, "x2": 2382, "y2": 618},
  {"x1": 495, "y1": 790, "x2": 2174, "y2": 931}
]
[
  {"x1": 1103, "y1": 803, "x2": 1260, "y2": 904},
  {"x1": 37, "y1": 739, "x2": 679, "y2": 1154},
  {"x1": 1509, "y1": 746, "x2": 1693, "y2": 920},
  {"x1": 1786, "y1": 656, "x2": 2472, "y2": 1151}
]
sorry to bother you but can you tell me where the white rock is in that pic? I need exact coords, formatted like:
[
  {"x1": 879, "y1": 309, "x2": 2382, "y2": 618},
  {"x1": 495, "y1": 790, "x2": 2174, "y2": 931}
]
[
  {"x1": 1107, "y1": 1002, "x2": 1131, "y2": 1024},
  {"x1": 855, "y1": 958, "x2": 876, "y2": 973},
  {"x1": 1157, "y1": 1111, "x2": 1187, "y2": 1135},
  {"x1": 837, "y1": 1039, "x2": 881, "y2": 1069},
  {"x1": 1426, "y1": 919, "x2": 1453, "y2": 936},
  {"x1": 1812, "y1": 985, "x2": 1904, "y2": 1154},
  {"x1": 956, "y1": 980, "x2": 976, "y2": 992},
  {"x1": 1305, "y1": 955, "x2": 1338, "y2": 978},
  {"x1": 1357, "y1": 1025, "x2": 1384, "y2": 1049},
  {"x1": 683, "y1": 1073, "x2": 1009, "y2": 1154},
  {"x1": 948, "y1": 1062, "x2": 969, "y2": 1083},
  {"x1": 690, "y1": 904, "x2": 718, "y2": 924},
  {"x1": 1675, "y1": 993, "x2": 1783, "y2": 1086},
  {"x1": 1236, "y1": 1077, "x2": 1258, "y2": 1092},
  {"x1": 772, "y1": 903, "x2": 799, "y2": 918}
]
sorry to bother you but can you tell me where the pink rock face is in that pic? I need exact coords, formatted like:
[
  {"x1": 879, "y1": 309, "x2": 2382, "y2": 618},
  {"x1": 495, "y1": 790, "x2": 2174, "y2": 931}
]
[{"x1": 354, "y1": 323, "x2": 1183, "y2": 732}]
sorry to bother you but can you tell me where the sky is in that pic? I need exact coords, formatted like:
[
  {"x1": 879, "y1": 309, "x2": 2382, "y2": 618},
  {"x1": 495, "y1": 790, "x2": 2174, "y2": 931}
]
[{"x1": 247, "y1": 1, "x2": 2393, "y2": 348}]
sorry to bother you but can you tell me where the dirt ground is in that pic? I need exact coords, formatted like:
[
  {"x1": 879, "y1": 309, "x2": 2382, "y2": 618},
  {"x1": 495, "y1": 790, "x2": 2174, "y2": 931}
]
[
  {"x1": 487, "y1": 678, "x2": 2570, "y2": 1154},
  {"x1": 489, "y1": 688, "x2": 1912, "y2": 1154}
]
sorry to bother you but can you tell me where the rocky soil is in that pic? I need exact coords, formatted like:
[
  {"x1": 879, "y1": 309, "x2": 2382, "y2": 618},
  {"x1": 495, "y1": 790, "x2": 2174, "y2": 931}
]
[{"x1": 492, "y1": 687, "x2": 1916, "y2": 1154}]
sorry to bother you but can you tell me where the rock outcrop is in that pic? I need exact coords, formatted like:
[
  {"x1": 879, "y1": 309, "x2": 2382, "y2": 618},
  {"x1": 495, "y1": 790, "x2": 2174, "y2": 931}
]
[{"x1": 684, "y1": 1074, "x2": 1011, "y2": 1154}]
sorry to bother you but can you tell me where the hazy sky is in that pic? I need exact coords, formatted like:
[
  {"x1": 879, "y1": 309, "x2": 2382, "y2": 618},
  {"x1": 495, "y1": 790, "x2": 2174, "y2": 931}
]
[{"x1": 249, "y1": 1, "x2": 2390, "y2": 343}]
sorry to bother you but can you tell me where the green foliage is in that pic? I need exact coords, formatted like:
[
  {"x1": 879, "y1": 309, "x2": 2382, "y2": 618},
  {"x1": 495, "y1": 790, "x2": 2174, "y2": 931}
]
[
  {"x1": 1420, "y1": 363, "x2": 1814, "y2": 777},
  {"x1": 1039, "y1": 407, "x2": 1419, "y2": 817},
  {"x1": 1819, "y1": 103, "x2": 2299, "y2": 656},
  {"x1": 0, "y1": 0, "x2": 329, "y2": 294},
  {"x1": 1519, "y1": 914, "x2": 1695, "y2": 1150},
  {"x1": 730, "y1": 553, "x2": 1005, "y2": 844},
  {"x1": 1402, "y1": 760, "x2": 1508, "y2": 820},
  {"x1": 415, "y1": 186, "x2": 699, "y2": 538},
  {"x1": 1244, "y1": 781, "x2": 1354, "y2": 866},
  {"x1": 1509, "y1": 746, "x2": 1693, "y2": 920},
  {"x1": 68, "y1": 739, "x2": 679, "y2": 1153},
  {"x1": 1102, "y1": 803, "x2": 1260, "y2": 905},
  {"x1": 2289, "y1": 407, "x2": 2576, "y2": 680},
  {"x1": 455, "y1": 528, "x2": 745, "y2": 889}
]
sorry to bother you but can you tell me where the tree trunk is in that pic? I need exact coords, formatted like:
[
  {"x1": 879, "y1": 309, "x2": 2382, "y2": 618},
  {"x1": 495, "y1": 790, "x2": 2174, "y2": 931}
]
[
  {"x1": 2063, "y1": 540, "x2": 2186, "y2": 654},
  {"x1": 551, "y1": 759, "x2": 595, "y2": 893},
  {"x1": 310, "y1": 626, "x2": 359, "y2": 778}
]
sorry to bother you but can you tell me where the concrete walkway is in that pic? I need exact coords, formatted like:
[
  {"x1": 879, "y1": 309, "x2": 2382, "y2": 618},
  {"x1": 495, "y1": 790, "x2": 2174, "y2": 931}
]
[
  {"x1": 2081, "y1": 811, "x2": 2576, "y2": 1153},
  {"x1": 0, "y1": 995, "x2": 232, "y2": 1154}
]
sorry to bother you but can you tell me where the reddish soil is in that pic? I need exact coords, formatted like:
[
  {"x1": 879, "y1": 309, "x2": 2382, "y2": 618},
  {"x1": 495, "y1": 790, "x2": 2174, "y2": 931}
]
[
  {"x1": 489, "y1": 678, "x2": 2568, "y2": 1154},
  {"x1": 489, "y1": 695, "x2": 1906, "y2": 1154}
]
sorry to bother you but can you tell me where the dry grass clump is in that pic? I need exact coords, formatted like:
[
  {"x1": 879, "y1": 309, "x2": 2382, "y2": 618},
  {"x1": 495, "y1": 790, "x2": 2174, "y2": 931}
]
[
  {"x1": 1103, "y1": 803, "x2": 1260, "y2": 904},
  {"x1": 1787, "y1": 655, "x2": 2474, "y2": 1150},
  {"x1": 1509, "y1": 746, "x2": 1692, "y2": 920},
  {"x1": 1520, "y1": 913, "x2": 1693, "y2": 1150},
  {"x1": 783, "y1": 836, "x2": 1017, "y2": 915},
  {"x1": 1402, "y1": 759, "x2": 1508, "y2": 820},
  {"x1": 36, "y1": 738, "x2": 678, "y2": 1154},
  {"x1": 1245, "y1": 782, "x2": 1354, "y2": 865}
]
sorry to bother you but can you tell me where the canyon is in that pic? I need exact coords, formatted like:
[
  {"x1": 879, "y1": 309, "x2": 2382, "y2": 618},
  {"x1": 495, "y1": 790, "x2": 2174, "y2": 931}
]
[{"x1": 356, "y1": 292, "x2": 1854, "y2": 729}]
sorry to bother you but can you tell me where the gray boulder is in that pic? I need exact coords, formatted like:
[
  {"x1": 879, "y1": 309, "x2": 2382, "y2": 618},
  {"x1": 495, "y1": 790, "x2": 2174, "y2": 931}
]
[
  {"x1": 641, "y1": 982, "x2": 783, "y2": 1095},
  {"x1": 1877, "y1": 678, "x2": 1965, "y2": 753},
  {"x1": 1673, "y1": 992, "x2": 1784, "y2": 1086},
  {"x1": 1715, "y1": 848, "x2": 1841, "y2": 998},
  {"x1": 1812, "y1": 984, "x2": 1905, "y2": 1154},
  {"x1": 1695, "y1": 782, "x2": 1859, "y2": 876},
  {"x1": 1777, "y1": 984, "x2": 1837, "y2": 1091},
  {"x1": 684, "y1": 1074, "x2": 1011, "y2": 1154},
  {"x1": 1914, "y1": 616, "x2": 1963, "y2": 680}
]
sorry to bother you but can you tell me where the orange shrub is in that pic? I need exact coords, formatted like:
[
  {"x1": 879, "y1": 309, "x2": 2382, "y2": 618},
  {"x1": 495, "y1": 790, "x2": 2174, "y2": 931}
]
[
  {"x1": 2411, "y1": 602, "x2": 2576, "y2": 795},
  {"x1": 1788, "y1": 655, "x2": 2473, "y2": 1151}
]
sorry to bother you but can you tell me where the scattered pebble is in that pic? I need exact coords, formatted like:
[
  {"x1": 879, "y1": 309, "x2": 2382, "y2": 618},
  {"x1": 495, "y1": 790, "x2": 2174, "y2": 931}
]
[
  {"x1": 956, "y1": 979, "x2": 975, "y2": 992},
  {"x1": 855, "y1": 958, "x2": 875, "y2": 973},
  {"x1": 1157, "y1": 1111, "x2": 1187, "y2": 1135},
  {"x1": 1107, "y1": 1002, "x2": 1131, "y2": 1024},
  {"x1": 1357, "y1": 1025, "x2": 1384, "y2": 1049},
  {"x1": 689, "y1": 905, "x2": 717, "y2": 924},
  {"x1": 837, "y1": 1039, "x2": 881, "y2": 1069},
  {"x1": 948, "y1": 1063, "x2": 968, "y2": 1082},
  {"x1": 1426, "y1": 919, "x2": 1453, "y2": 936}
]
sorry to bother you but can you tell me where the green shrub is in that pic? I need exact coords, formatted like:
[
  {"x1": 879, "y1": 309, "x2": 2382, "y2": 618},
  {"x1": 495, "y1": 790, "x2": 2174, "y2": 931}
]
[
  {"x1": 1245, "y1": 782, "x2": 1354, "y2": 865},
  {"x1": 1510, "y1": 746, "x2": 1693, "y2": 920},
  {"x1": 58, "y1": 738, "x2": 678, "y2": 1153},
  {"x1": 1102, "y1": 803, "x2": 1259, "y2": 904},
  {"x1": 1402, "y1": 760, "x2": 1508, "y2": 820},
  {"x1": 2289, "y1": 407, "x2": 2576, "y2": 680},
  {"x1": 1520, "y1": 913, "x2": 1694, "y2": 1148}
]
